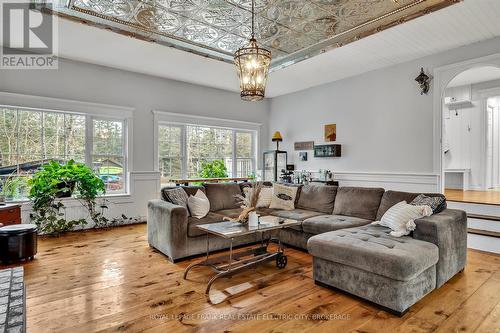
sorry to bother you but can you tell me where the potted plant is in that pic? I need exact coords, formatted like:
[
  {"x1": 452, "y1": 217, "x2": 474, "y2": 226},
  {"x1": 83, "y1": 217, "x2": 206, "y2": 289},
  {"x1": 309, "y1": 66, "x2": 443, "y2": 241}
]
[
  {"x1": 28, "y1": 160, "x2": 107, "y2": 235},
  {"x1": 0, "y1": 173, "x2": 29, "y2": 201}
]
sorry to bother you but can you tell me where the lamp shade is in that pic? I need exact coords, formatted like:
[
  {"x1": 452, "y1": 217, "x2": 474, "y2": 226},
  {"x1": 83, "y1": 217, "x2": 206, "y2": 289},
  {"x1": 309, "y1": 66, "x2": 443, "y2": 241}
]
[
  {"x1": 272, "y1": 131, "x2": 283, "y2": 142},
  {"x1": 234, "y1": 38, "x2": 271, "y2": 102}
]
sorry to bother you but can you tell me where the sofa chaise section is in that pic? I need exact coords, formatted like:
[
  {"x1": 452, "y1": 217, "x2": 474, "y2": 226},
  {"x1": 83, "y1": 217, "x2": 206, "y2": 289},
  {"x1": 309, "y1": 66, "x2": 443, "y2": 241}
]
[{"x1": 308, "y1": 224, "x2": 439, "y2": 315}]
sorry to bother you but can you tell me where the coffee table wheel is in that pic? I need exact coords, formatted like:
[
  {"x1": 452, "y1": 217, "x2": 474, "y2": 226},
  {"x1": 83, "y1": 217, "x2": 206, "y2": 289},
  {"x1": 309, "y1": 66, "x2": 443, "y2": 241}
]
[{"x1": 276, "y1": 254, "x2": 287, "y2": 269}]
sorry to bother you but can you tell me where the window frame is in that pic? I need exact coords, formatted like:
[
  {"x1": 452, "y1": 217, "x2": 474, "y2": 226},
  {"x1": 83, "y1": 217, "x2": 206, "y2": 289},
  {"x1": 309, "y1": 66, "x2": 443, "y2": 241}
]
[
  {"x1": 154, "y1": 111, "x2": 260, "y2": 183},
  {"x1": 0, "y1": 102, "x2": 131, "y2": 199}
]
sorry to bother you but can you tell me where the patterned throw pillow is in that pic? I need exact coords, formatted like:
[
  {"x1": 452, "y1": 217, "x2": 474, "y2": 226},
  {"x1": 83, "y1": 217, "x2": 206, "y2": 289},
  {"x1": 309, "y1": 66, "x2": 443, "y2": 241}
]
[
  {"x1": 243, "y1": 187, "x2": 273, "y2": 208},
  {"x1": 163, "y1": 188, "x2": 189, "y2": 209},
  {"x1": 372, "y1": 201, "x2": 433, "y2": 237},
  {"x1": 410, "y1": 194, "x2": 445, "y2": 213},
  {"x1": 269, "y1": 184, "x2": 298, "y2": 211}
]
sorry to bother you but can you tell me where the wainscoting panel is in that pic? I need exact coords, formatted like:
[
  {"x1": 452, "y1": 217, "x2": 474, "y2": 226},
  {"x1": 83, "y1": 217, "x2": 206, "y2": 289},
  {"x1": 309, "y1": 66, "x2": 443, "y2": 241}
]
[{"x1": 333, "y1": 171, "x2": 440, "y2": 193}]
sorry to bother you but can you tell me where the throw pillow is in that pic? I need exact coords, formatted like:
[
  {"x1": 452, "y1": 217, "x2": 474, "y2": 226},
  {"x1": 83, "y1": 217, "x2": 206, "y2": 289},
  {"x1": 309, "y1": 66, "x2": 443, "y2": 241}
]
[
  {"x1": 163, "y1": 188, "x2": 189, "y2": 209},
  {"x1": 243, "y1": 187, "x2": 273, "y2": 208},
  {"x1": 410, "y1": 194, "x2": 445, "y2": 213},
  {"x1": 269, "y1": 183, "x2": 298, "y2": 211},
  {"x1": 187, "y1": 190, "x2": 210, "y2": 219},
  {"x1": 372, "y1": 201, "x2": 432, "y2": 237}
]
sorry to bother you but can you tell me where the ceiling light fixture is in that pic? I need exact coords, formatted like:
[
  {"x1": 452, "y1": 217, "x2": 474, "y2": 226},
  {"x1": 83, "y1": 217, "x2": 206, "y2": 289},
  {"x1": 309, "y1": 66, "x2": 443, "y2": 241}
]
[{"x1": 234, "y1": 0, "x2": 271, "y2": 102}]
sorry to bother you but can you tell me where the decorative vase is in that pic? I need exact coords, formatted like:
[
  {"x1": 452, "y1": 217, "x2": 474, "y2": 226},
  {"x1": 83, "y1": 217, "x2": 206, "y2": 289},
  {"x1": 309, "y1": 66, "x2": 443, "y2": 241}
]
[{"x1": 248, "y1": 211, "x2": 259, "y2": 227}]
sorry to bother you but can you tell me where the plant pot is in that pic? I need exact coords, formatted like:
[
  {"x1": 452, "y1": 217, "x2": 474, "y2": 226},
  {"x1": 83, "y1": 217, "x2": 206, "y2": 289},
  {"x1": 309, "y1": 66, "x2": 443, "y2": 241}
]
[{"x1": 55, "y1": 181, "x2": 75, "y2": 198}]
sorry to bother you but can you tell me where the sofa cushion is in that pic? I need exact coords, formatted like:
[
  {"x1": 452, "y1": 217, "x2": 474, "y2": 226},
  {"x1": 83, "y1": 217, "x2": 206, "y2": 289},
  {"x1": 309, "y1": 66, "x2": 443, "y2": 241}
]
[
  {"x1": 297, "y1": 185, "x2": 337, "y2": 214},
  {"x1": 255, "y1": 207, "x2": 279, "y2": 216},
  {"x1": 376, "y1": 191, "x2": 447, "y2": 220},
  {"x1": 187, "y1": 212, "x2": 225, "y2": 237},
  {"x1": 270, "y1": 209, "x2": 324, "y2": 221},
  {"x1": 333, "y1": 187, "x2": 385, "y2": 220},
  {"x1": 204, "y1": 183, "x2": 242, "y2": 212},
  {"x1": 161, "y1": 185, "x2": 205, "y2": 201},
  {"x1": 302, "y1": 215, "x2": 371, "y2": 235},
  {"x1": 162, "y1": 187, "x2": 189, "y2": 209},
  {"x1": 307, "y1": 225, "x2": 439, "y2": 281},
  {"x1": 215, "y1": 208, "x2": 244, "y2": 219},
  {"x1": 269, "y1": 183, "x2": 299, "y2": 210}
]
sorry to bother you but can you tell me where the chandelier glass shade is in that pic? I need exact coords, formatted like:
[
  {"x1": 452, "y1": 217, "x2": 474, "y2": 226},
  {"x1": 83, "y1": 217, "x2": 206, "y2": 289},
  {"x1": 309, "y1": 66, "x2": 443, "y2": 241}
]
[{"x1": 234, "y1": 0, "x2": 271, "y2": 101}]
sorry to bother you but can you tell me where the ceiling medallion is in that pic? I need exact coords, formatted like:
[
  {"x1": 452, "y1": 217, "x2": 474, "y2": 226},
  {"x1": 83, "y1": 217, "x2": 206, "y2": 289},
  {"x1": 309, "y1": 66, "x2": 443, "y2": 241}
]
[{"x1": 234, "y1": 0, "x2": 271, "y2": 102}]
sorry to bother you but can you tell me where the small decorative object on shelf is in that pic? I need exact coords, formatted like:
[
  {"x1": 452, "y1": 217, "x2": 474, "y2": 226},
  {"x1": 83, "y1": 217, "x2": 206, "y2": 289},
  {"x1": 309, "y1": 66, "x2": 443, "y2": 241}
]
[
  {"x1": 415, "y1": 67, "x2": 430, "y2": 95},
  {"x1": 314, "y1": 144, "x2": 342, "y2": 157},
  {"x1": 280, "y1": 165, "x2": 294, "y2": 183}
]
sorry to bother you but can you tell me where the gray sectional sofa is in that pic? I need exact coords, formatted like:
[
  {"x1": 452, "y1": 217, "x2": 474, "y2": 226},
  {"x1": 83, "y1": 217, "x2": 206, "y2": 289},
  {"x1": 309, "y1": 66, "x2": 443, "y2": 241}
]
[{"x1": 147, "y1": 182, "x2": 467, "y2": 315}]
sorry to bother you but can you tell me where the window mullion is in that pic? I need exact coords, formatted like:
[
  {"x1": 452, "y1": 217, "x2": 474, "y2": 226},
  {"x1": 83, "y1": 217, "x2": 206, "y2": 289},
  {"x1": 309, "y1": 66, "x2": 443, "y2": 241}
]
[
  {"x1": 85, "y1": 115, "x2": 93, "y2": 167},
  {"x1": 232, "y1": 130, "x2": 237, "y2": 178},
  {"x1": 181, "y1": 125, "x2": 187, "y2": 179}
]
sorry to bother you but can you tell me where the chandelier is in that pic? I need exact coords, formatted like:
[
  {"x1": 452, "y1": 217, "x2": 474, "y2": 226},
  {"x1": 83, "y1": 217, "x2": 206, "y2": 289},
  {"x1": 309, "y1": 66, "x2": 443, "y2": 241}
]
[{"x1": 234, "y1": 0, "x2": 271, "y2": 101}]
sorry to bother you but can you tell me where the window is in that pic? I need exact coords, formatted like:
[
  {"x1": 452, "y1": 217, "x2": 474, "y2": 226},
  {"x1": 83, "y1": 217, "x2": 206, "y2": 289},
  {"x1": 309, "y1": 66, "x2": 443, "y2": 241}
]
[
  {"x1": 158, "y1": 123, "x2": 256, "y2": 184},
  {"x1": 158, "y1": 125, "x2": 182, "y2": 184},
  {"x1": 187, "y1": 125, "x2": 233, "y2": 178},
  {"x1": 0, "y1": 107, "x2": 127, "y2": 200},
  {"x1": 92, "y1": 119, "x2": 126, "y2": 193}
]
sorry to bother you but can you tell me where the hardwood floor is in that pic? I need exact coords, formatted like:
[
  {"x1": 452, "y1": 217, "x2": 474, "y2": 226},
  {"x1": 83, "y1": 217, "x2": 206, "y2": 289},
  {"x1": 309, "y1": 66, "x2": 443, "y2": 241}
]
[
  {"x1": 2, "y1": 224, "x2": 500, "y2": 332},
  {"x1": 445, "y1": 188, "x2": 500, "y2": 205}
]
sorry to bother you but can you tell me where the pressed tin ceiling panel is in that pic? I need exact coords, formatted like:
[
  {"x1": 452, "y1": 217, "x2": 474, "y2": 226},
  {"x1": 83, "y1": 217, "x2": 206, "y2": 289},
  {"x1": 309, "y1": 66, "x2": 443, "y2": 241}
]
[{"x1": 44, "y1": 0, "x2": 460, "y2": 70}]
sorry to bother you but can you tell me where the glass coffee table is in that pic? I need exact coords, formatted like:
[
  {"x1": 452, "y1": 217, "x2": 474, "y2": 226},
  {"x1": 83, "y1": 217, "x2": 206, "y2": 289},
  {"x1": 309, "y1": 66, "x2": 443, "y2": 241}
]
[{"x1": 183, "y1": 216, "x2": 300, "y2": 302}]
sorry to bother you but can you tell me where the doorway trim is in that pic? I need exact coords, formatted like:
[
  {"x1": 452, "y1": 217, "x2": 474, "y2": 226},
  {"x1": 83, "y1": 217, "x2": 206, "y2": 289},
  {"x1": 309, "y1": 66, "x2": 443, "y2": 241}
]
[{"x1": 433, "y1": 52, "x2": 500, "y2": 193}]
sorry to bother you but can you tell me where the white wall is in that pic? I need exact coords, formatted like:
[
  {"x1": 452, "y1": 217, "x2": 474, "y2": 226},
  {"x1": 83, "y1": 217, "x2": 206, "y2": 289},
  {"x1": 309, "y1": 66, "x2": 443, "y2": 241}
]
[
  {"x1": 268, "y1": 36, "x2": 500, "y2": 192},
  {"x1": 0, "y1": 57, "x2": 269, "y2": 222}
]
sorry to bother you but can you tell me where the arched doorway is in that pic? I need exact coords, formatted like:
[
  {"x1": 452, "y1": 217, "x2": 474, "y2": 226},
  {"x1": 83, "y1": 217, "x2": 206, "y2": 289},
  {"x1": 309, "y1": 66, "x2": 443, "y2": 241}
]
[{"x1": 437, "y1": 62, "x2": 500, "y2": 204}]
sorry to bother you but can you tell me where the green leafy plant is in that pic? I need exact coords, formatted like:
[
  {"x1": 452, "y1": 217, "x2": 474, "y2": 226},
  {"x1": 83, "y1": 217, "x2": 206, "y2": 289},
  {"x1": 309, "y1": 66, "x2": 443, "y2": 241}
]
[
  {"x1": 0, "y1": 173, "x2": 29, "y2": 200},
  {"x1": 197, "y1": 160, "x2": 228, "y2": 179},
  {"x1": 28, "y1": 160, "x2": 109, "y2": 235}
]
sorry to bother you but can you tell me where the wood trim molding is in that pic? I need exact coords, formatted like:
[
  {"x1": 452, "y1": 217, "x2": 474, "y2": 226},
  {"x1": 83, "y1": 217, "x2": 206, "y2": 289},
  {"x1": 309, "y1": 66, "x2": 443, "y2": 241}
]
[
  {"x1": 468, "y1": 228, "x2": 500, "y2": 238},
  {"x1": 0, "y1": 91, "x2": 134, "y2": 118}
]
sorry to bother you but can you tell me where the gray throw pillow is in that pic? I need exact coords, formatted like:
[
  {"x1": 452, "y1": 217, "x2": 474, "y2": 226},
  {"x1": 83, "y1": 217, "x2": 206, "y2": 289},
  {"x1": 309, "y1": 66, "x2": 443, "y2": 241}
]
[
  {"x1": 163, "y1": 188, "x2": 189, "y2": 209},
  {"x1": 410, "y1": 194, "x2": 445, "y2": 213}
]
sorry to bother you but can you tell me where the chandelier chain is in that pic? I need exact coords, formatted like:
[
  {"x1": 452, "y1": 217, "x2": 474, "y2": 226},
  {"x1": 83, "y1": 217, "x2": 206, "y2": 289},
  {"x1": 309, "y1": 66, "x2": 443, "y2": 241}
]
[{"x1": 251, "y1": 0, "x2": 255, "y2": 38}]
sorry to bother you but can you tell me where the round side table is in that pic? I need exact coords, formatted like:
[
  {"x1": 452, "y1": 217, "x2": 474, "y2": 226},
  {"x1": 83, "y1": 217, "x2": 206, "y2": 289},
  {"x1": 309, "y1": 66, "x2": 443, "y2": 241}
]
[{"x1": 0, "y1": 224, "x2": 38, "y2": 263}]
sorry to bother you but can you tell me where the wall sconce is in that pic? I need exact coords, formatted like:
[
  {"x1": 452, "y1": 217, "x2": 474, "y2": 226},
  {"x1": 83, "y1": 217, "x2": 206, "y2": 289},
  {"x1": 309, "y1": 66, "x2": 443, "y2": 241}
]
[{"x1": 415, "y1": 67, "x2": 430, "y2": 95}]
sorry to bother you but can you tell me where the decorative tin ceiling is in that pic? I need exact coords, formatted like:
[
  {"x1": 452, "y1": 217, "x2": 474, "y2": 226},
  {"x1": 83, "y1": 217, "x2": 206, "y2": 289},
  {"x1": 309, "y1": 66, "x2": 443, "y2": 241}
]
[{"x1": 45, "y1": 0, "x2": 460, "y2": 70}]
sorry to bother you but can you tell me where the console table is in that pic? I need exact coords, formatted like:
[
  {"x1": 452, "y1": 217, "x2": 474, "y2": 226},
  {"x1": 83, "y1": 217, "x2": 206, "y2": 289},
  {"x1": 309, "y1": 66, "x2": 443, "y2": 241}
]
[
  {"x1": 168, "y1": 177, "x2": 253, "y2": 186},
  {"x1": 444, "y1": 168, "x2": 471, "y2": 190},
  {"x1": 0, "y1": 204, "x2": 21, "y2": 226}
]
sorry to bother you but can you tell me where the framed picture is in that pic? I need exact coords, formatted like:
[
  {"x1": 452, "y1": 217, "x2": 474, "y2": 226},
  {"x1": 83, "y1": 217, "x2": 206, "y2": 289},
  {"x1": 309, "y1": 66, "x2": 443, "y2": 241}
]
[
  {"x1": 294, "y1": 141, "x2": 314, "y2": 150},
  {"x1": 299, "y1": 152, "x2": 308, "y2": 161},
  {"x1": 324, "y1": 124, "x2": 337, "y2": 142}
]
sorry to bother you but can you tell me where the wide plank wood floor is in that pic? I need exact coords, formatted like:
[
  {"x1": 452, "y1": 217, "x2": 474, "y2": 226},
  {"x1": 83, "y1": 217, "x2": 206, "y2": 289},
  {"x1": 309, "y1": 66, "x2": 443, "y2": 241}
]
[
  {"x1": 445, "y1": 188, "x2": 500, "y2": 205},
  {"x1": 2, "y1": 223, "x2": 500, "y2": 332}
]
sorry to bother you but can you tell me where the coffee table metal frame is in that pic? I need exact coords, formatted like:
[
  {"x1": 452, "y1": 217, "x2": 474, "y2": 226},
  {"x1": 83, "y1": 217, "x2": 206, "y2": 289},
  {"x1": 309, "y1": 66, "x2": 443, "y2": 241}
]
[{"x1": 183, "y1": 220, "x2": 298, "y2": 295}]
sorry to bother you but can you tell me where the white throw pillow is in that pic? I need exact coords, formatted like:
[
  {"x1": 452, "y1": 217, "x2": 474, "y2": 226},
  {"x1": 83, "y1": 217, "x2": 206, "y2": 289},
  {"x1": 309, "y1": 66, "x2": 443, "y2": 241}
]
[
  {"x1": 269, "y1": 184, "x2": 298, "y2": 211},
  {"x1": 187, "y1": 190, "x2": 210, "y2": 219},
  {"x1": 243, "y1": 187, "x2": 273, "y2": 208},
  {"x1": 372, "y1": 201, "x2": 432, "y2": 237}
]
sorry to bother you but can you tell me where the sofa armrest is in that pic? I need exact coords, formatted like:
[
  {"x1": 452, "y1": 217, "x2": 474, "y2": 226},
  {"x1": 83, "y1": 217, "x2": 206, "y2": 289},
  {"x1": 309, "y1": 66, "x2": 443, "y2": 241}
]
[
  {"x1": 147, "y1": 199, "x2": 189, "y2": 261},
  {"x1": 413, "y1": 209, "x2": 467, "y2": 287}
]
